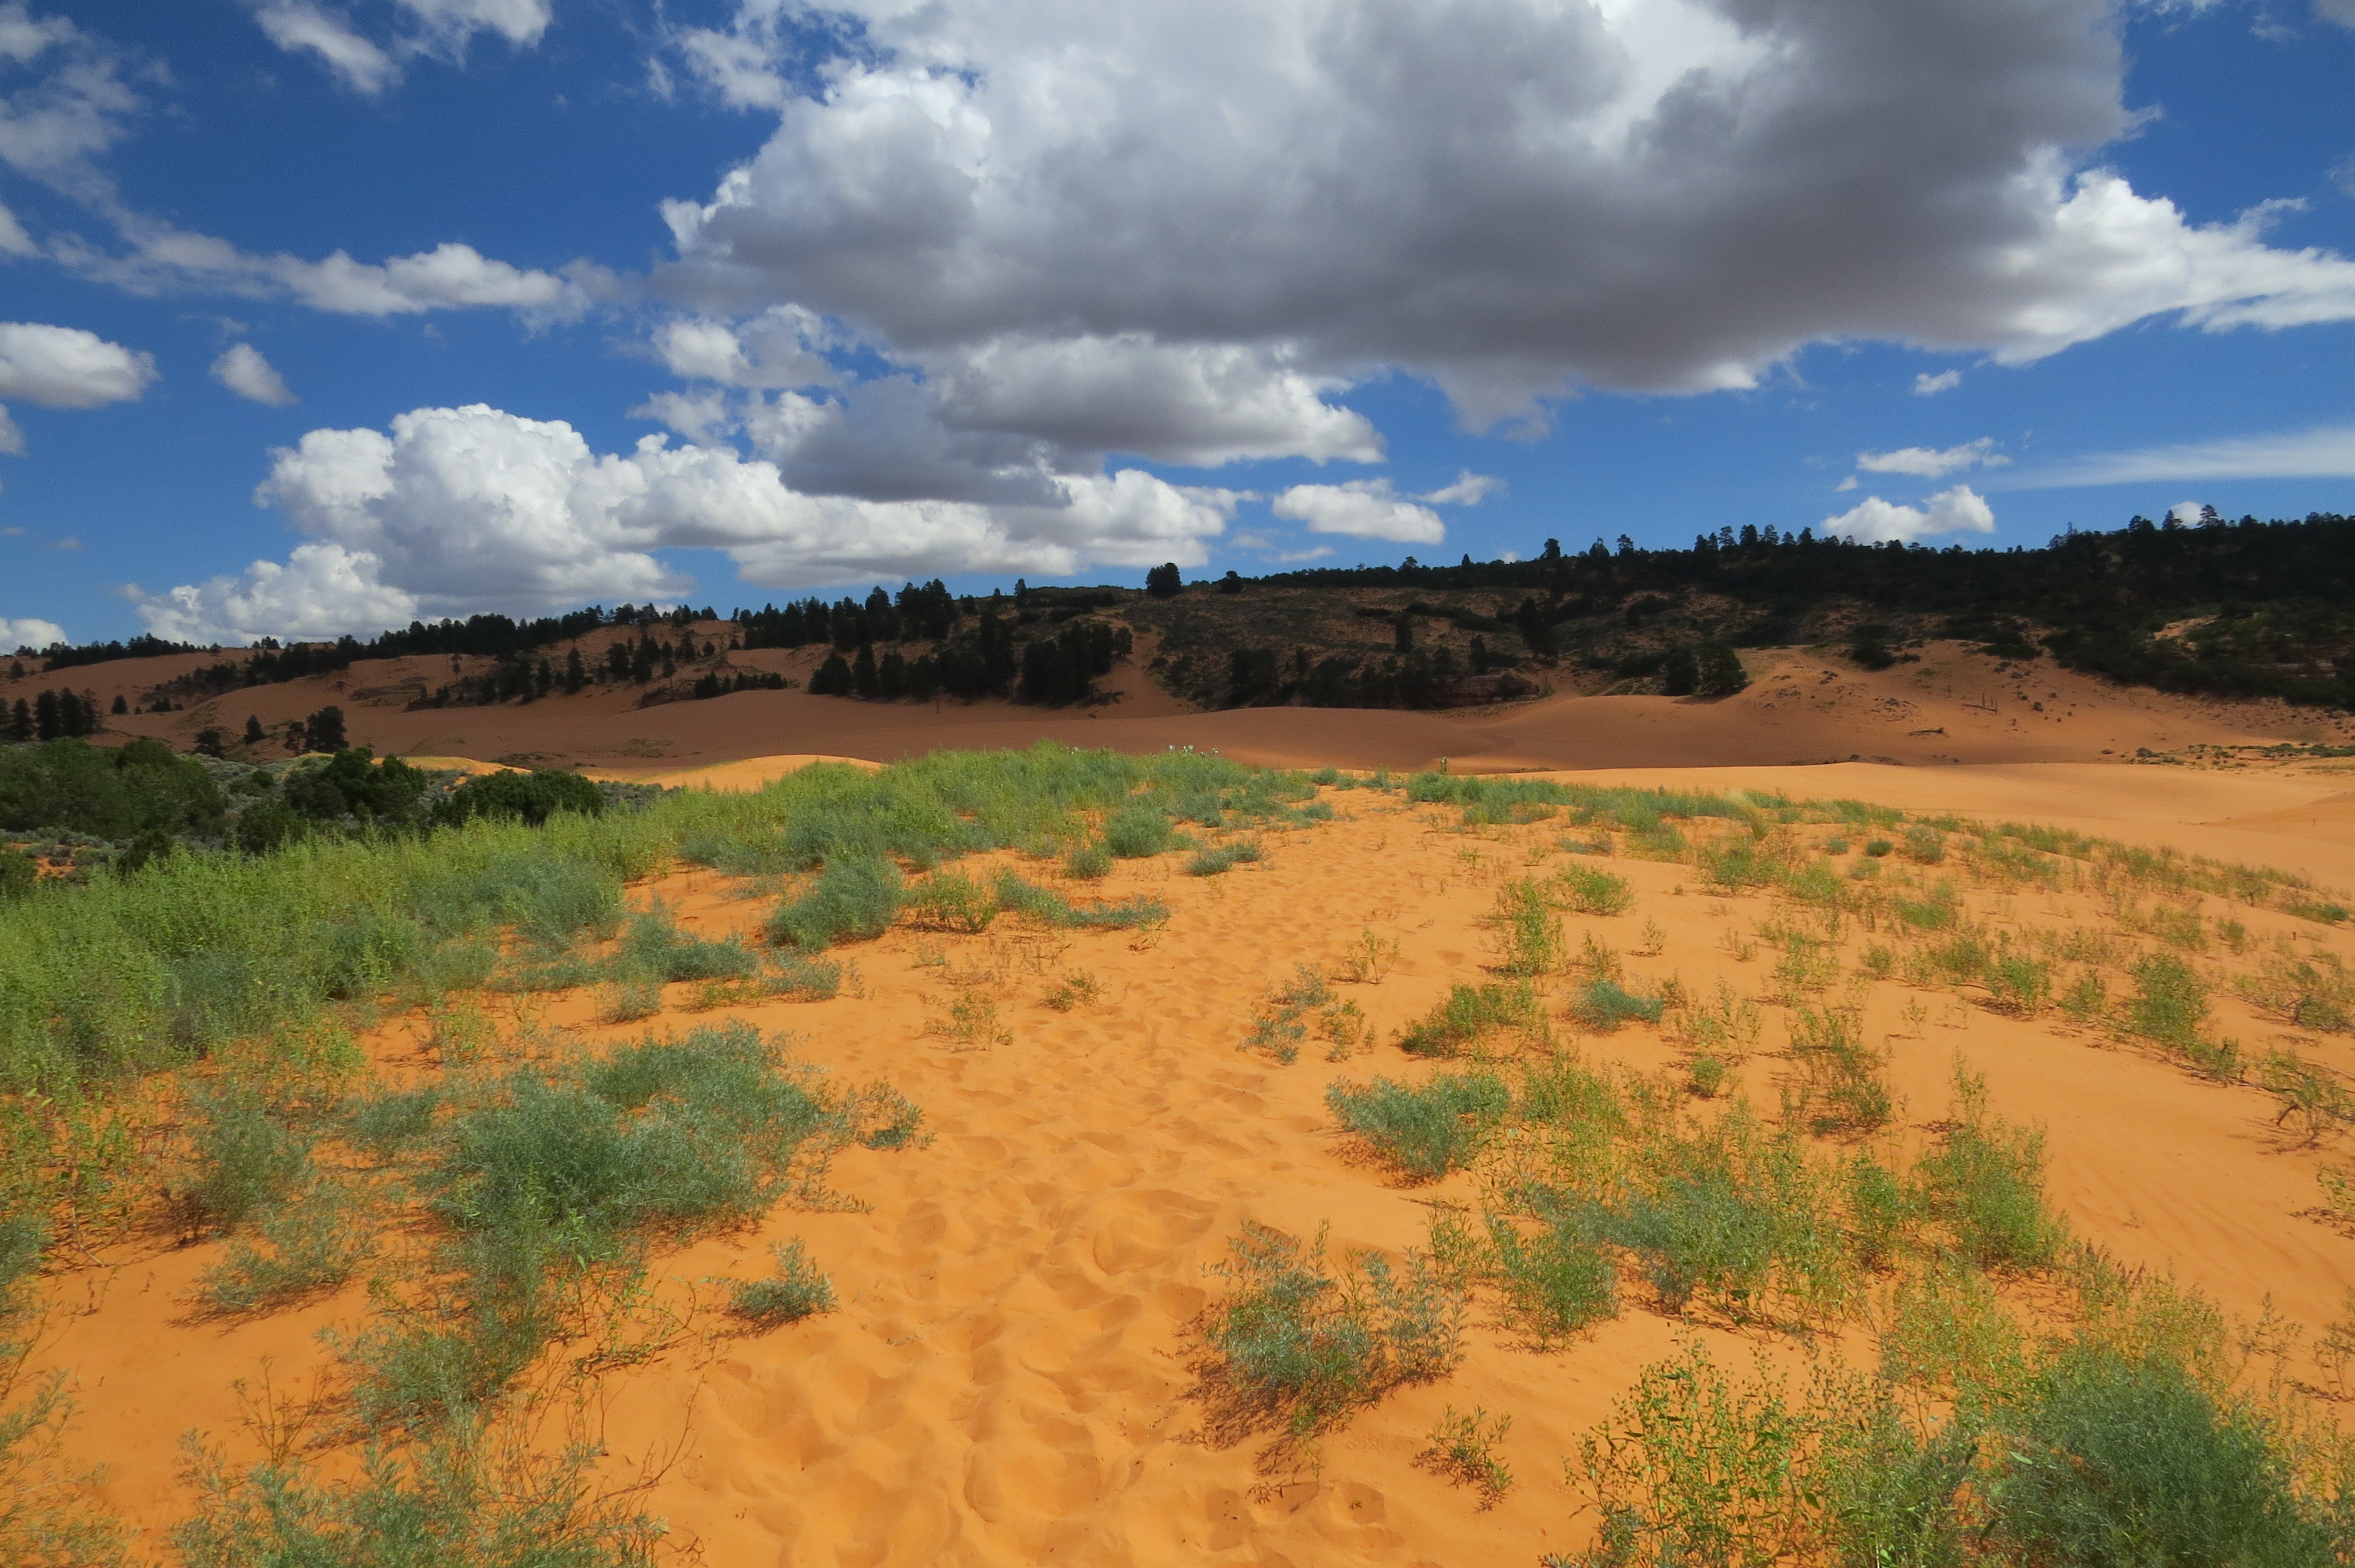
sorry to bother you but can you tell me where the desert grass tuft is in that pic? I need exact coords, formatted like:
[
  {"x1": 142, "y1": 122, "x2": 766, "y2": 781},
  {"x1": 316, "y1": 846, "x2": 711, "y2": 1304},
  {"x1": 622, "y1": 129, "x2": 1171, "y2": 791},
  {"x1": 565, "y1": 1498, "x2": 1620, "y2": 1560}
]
[
  {"x1": 1398, "y1": 982, "x2": 1549, "y2": 1057},
  {"x1": 726, "y1": 1238, "x2": 836, "y2": 1327}
]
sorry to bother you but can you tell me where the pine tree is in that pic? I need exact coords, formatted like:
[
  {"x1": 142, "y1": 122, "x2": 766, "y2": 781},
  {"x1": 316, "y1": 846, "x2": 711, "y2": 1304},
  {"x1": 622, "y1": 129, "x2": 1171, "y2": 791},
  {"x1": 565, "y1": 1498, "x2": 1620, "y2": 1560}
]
[
  {"x1": 851, "y1": 642, "x2": 879, "y2": 699},
  {"x1": 565, "y1": 647, "x2": 586, "y2": 693},
  {"x1": 7, "y1": 698, "x2": 29, "y2": 742},
  {"x1": 111, "y1": 693, "x2": 129, "y2": 715},
  {"x1": 1145, "y1": 562, "x2": 1182, "y2": 599},
  {"x1": 244, "y1": 715, "x2": 266, "y2": 747},
  {"x1": 306, "y1": 705, "x2": 347, "y2": 752}
]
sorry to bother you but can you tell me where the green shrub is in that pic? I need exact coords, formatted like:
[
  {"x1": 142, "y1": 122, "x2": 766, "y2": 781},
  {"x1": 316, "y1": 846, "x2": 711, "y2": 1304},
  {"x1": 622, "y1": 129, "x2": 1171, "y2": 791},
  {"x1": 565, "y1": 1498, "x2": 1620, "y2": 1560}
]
[
  {"x1": 1418, "y1": 1404, "x2": 1515, "y2": 1507},
  {"x1": 1201, "y1": 1222, "x2": 1464, "y2": 1445},
  {"x1": 1063, "y1": 841, "x2": 1113, "y2": 880},
  {"x1": 1901, "y1": 825, "x2": 1946, "y2": 865},
  {"x1": 613, "y1": 910, "x2": 759, "y2": 983},
  {"x1": 1910, "y1": 1072, "x2": 2063, "y2": 1271},
  {"x1": 1492, "y1": 879, "x2": 1563, "y2": 976},
  {"x1": 1398, "y1": 982, "x2": 1548, "y2": 1057},
  {"x1": 767, "y1": 857, "x2": 903, "y2": 949},
  {"x1": 198, "y1": 1179, "x2": 377, "y2": 1314},
  {"x1": 1326, "y1": 1072, "x2": 1508, "y2": 1180},
  {"x1": 1993, "y1": 1348, "x2": 2331, "y2": 1568},
  {"x1": 1102, "y1": 806, "x2": 1175, "y2": 858},
  {"x1": 1568, "y1": 979, "x2": 1664, "y2": 1032},
  {"x1": 1483, "y1": 1212, "x2": 1617, "y2": 1341},
  {"x1": 1891, "y1": 888, "x2": 1957, "y2": 929},
  {"x1": 431, "y1": 767, "x2": 605, "y2": 828},
  {"x1": 344, "y1": 1088, "x2": 440, "y2": 1162},
  {"x1": 1986, "y1": 953, "x2": 2053, "y2": 1015},
  {"x1": 727, "y1": 1238, "x2": 836, "y2": 1327},
  {"x1": 1186, "y1": 839, "x2": 1262, "y2": 876},
  {"x1": 0, "y1": 851, "x2": 35, "y2": 902},
  {"x1": 1864, "y1": 838, "x2": 1894, "y2": 858},
  {"x1": 1551, "y1": 864, "x2": 1634, "y2": 915},
  {"x1": 1686, "y1": 1054, "x2": 1729, "y2": 1099},
  {"x1": 2127, "y1": 952, "x2": 2208, "y2": 1052},
  {"x1": 903, "y1": 871, "x2": 999, "y2": 933},
  {"x1": 184, "y1": 1086, "x2": 313, "y2": 1234},
  {"x1": 173, "y1": 1417, "x2": 666, "y2": 1568}
]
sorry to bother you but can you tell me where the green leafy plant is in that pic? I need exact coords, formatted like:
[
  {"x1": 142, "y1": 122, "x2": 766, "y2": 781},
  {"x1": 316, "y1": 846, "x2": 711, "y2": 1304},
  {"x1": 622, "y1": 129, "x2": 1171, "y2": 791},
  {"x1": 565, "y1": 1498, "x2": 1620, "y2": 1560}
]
[
  {"x1": 1326, "y1": 1072, "x2": 1508, "y2": 1180},
  {"x1": 1417, "y1": 1404, "x2": 1514, "y2": 1507},
  {"x1": 726, "y1": 1238, "x2": 836, "y2": 1327}
]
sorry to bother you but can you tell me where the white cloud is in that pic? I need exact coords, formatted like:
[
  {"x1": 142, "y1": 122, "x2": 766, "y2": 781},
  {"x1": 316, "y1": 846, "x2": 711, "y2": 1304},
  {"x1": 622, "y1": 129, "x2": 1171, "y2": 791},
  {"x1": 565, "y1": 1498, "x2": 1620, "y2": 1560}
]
[
  {"x1": 2005, "y1": 420, "x2": 2355, "y2": 486},
  {"x1": 135, "y1": 542, "x2": 419, "y2": 646},
  {"x1": 1, "y1": 614, "x2": 65, "y2": 649},
  {"x1": 2167, "y1": 500, "x2": 2209, "y2": 526},
  {"x1": 0, "y1": 405, "x2": 19, "y2": 454},
  {"x1": 1822, "y1": 484, "x2": 1998, "y2": 546},
  {"x1": 0, "y1": 2, "x2": 140, "y2": 190},
  {"x1": 211, "y1": 342, "x2": 296, "y2": 406},
  {"x1": 2319, "y1": 0, "x2": 2355, "y2": 28},
  {"x1": 251, "y1": 2, "x2": 397, "y2": 95},
  {"x1": 0, "y1": 200, "x2": 33, "y2": 255},
  {"x1": 1272, "y1": 480, "x2": 1445, "y2": 544},
  {"x1": 136, "y1": 403, "x2": 1238, "y2": 642},
  {"x1": 654, "y1": 0, "x2": 2355, "y2": 440},
  {"x1": 0, "y1": 320, "x2": 153, "y2": 407},
  {"x1": 1913, "y1": 369, "x2": 1963, "y2": 396},
  {"x1": 59, "y1": 228, "x2": 607, "y2": 321},
  {"x1": 246, "y1": 0, "x2": 550, "y2": 95},
  {"x1": 1421, "y1": 469, "x2": 1504, "y2": 506},
  {"x1": 1855, "y1": 438, "x2": 2008, "y2": 479}
]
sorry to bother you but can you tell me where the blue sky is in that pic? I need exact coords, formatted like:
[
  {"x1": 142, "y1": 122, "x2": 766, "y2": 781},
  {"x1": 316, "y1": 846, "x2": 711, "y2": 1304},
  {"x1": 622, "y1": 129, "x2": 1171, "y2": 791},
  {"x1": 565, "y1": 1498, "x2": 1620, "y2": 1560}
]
[{"x1": 2, "y1": 0, "x2": 2353, "y2": 649}]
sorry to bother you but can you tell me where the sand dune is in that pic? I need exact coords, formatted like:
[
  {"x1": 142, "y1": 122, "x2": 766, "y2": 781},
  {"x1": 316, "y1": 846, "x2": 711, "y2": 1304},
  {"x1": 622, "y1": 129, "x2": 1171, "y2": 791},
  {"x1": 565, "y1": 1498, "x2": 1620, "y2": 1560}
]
[
  {"x1": 29, "y1": 637, "x2": 2353, "y2": 778},
  {"x1": 28, "y1": 738, "x2": 2355, "y2": 1564}
]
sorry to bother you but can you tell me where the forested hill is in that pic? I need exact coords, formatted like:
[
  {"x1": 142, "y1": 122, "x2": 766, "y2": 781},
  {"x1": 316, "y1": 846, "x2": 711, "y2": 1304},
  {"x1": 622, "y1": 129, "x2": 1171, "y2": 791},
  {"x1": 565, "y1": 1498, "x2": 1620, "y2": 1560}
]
[
  {"x1": 9, "y1": 510, "x2": 2353, "y2": 716},
  {"x1": 1126, "y1": 510, "x2": 2355, "y2": 711}
]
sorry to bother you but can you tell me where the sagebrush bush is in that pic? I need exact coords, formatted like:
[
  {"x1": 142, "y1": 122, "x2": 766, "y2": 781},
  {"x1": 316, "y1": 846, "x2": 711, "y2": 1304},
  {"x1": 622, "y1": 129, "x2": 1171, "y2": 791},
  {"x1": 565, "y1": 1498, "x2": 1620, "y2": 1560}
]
[
  {"x1": 1326, "y1": 1072, "x2": 1508, "y2": 1180},
  {"x1": 1063, "y1": 841, "x2": 1113, "y2": 880},
  {"x1": 903, "y1": 871, "x2": 999, "y2": 933},
  {"x1": 1186, "y1": 839, "x2": 1262, "y2": 876}
]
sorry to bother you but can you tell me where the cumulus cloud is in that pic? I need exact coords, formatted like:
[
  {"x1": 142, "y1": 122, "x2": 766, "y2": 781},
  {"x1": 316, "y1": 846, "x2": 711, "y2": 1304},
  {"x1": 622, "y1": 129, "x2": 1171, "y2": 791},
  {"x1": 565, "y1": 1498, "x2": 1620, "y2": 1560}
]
[
  {"x1": 1822, "y1": 484, "x2": 1998, "y2": 545},
  {"x1": 1, "y1": 614, "x2": 66, "y2": 649},
  {"x1": 1269, "y1": 471, "x2": 1498, "y2": 544},
  {"x1": 246, "y1": 0, "x2": 550, "y2": 95},
  {"x1": 2319, "y1": 0, "x2": 2355, "y2": 28},
  {"x1": 1854, "y1": 438, "x2": 2008, "y2": 479},
  {"x1": 1913, "y1": 370, "x2": 1963, "y2": 396},
  {"x1": 2004, "y1": 420, "x2": 2355, "y2": 486},
  {"x1": 135, "y1": 403, "x2": 1238, "y2": 642},
  {"x1": 654, "y1": 0, "x2": 2355, "y2": 437},
  {"x1": 0, "y1": 320, "x2": 154, "y2": 407},
  {"x1": 211, "y1": 342, "x2": 296, "y2": 406},
  {"x1": 1273, "y1": 481, "x2": 1445, "y2": 544}
]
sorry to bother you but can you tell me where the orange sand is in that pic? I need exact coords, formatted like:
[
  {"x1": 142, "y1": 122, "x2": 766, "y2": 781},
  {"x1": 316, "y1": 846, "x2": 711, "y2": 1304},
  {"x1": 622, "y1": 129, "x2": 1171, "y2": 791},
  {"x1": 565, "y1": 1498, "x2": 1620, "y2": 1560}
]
[{"x1": 28, "y1": 740, "x2": 2355, "y2": 1565}]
